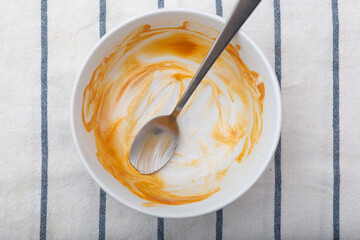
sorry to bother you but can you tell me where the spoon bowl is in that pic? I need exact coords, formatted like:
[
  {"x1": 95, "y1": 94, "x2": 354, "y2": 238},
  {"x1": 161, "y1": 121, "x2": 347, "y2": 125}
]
[{"x1": 130, "y1": 115, "x2": 179, "y2": 174}]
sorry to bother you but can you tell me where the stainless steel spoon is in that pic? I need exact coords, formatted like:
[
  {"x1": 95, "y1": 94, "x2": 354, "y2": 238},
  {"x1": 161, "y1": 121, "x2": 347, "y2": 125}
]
[{"x1": 130, "y1": 0, "x2": 261, "y2": 174}]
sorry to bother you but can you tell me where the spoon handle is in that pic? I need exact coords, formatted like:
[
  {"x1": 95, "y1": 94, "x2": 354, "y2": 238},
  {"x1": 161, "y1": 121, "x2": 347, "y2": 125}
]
[{"x1": 171, "y1": 0, "x2": 261, "y2": 117}]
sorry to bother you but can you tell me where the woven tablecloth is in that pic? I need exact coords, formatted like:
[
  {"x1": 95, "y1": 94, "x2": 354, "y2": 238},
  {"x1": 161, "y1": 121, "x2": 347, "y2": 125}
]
[{"x1": 1, "y1": 0, "x2": 359, "y2": 239}]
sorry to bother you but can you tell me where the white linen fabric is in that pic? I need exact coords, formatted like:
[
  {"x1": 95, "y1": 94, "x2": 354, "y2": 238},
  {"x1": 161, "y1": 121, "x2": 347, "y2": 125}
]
[{"x1": 0, "y1": 0, "x2": 358, "y2": 239}]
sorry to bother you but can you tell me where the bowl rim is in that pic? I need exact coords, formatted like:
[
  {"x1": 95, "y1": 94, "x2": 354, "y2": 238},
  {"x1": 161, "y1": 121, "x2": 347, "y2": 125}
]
[{"x1": 70, "y1": 8, "x2": 282, "y2": 218}]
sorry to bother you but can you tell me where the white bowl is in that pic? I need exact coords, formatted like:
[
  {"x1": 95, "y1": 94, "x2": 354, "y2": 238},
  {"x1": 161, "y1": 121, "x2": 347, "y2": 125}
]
[{"x1": 71, "y1": 9, "x2": 281, "y2": 218}]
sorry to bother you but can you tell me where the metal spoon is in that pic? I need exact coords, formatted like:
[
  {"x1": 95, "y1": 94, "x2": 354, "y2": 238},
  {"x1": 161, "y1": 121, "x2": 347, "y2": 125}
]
[{"x1": 130, "y1": 0, "x2": 261, "y2": 174}]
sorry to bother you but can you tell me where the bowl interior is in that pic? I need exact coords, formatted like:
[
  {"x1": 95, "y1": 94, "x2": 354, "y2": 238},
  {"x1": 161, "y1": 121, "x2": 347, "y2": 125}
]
[{"x1": 71, "y1": 9, "x2": 281, "y2": 218}]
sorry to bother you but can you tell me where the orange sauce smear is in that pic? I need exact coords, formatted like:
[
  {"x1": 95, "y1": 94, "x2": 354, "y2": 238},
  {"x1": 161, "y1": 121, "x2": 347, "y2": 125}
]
[{"x1": 82, "y1": 22, "x2": 264, "y2": 205}]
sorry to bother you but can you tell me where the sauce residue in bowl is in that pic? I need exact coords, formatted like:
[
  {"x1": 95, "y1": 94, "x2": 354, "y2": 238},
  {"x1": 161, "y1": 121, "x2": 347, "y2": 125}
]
[{"x1": 82, "y1": 21, "x2": 264, "y2": 205}]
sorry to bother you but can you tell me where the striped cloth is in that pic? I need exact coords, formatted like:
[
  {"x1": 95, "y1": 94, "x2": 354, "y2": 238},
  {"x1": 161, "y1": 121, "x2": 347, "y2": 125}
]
[{"x1": 0, "y1": 0, "x2": 358, "y2": 239}]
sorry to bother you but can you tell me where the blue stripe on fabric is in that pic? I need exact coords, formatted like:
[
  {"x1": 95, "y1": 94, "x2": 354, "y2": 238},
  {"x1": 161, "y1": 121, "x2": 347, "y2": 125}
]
[
  {"x1": 157, "y1": 217, "x2": 164, "y2": 240},
  {"x1": 215, "y1": 1, "x2": 223, "y2": 239},
  {"x1": 100, "y1": 0, "x2": 106, "y2": 38},
  {"x1": 40, "y1": 0, "x2": 48, "y2": 239},
  {"x1": 274, "y1": 0, "x2": 282, "y2": 239},
  {"x1": 158, "y1": 0, "x2": 164, "y2": 9},
  {"x1": 216, "y1": 209, "x2": 223, "y2": 240},
  {"x1": 215, "y1": 0, "x2": 223, "y2": 17},
  {"x1": 274, "y1": 140, "x2": 281, "y2": 240},
  {"x1": 332, "y1": 0, "x2": 340, "y2": 239},
  {"x1": 99, "y1": 189, "x2": 106, "y2": 240},
  {"x1": 99, "y1": 1, "x2": 107, "y2": 240}
]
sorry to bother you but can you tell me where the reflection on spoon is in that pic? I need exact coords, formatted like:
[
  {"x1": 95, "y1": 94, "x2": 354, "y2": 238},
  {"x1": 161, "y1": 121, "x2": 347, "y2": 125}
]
[{"x1": 130, "y1": 116, "x2": 178, "y2": 174}]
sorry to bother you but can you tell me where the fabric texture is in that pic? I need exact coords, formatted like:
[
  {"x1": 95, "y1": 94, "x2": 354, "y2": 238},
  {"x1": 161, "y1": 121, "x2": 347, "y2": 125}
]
[{"x1": 0, "y1": 0, "x2": 358, "y2": 239}]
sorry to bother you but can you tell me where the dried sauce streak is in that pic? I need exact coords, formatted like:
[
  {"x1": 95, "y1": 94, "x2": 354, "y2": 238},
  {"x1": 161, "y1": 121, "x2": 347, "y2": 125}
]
[{"x1": 82, "y1": 22, "x2": 264, "y2": 205}]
